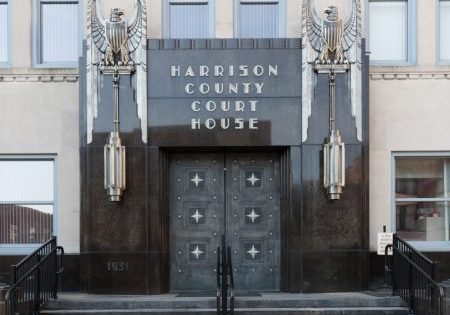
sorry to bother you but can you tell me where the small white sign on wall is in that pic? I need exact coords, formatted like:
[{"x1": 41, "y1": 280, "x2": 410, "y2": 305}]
[{"x1": 377, "y1": 232, "x2": 393, "y2": 255}]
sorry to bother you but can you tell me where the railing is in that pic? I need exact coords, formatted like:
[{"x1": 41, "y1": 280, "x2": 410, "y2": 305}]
[
  {"x1": 216, "y1": 235, "x2": 235, "y2": 315},
  {"x1": 4, "y1": 237, "x2": 64, "y2": 315},
  {"x1": 385, "y1": 234, "x2": 445, "y2": 315}
]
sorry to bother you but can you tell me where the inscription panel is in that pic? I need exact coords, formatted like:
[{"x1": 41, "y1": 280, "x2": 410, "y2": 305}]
[{"x1": 148, "y1": 47, "x2": 302, "y2": 146}]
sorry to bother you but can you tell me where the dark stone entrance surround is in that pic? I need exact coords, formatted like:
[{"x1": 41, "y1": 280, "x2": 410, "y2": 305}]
[{"x1": 78, "y1": 38, "x2": 370, "y2": 294}]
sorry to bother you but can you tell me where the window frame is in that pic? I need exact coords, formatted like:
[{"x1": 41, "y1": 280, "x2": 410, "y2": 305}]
[
  {"x1": 0, "y1": 155, "x2": 57, "y2": 255},
  {"x1": 437, "y1": 0, "x2": 450, "y2": 64},
  {"x1": 392, "y1": 152, "x2": 450, "y2": 252},
  {"x1": 163, "y1": 0, "x2": 215, "y2": 39},
  {"x1": 0, "y1": 0, "x2": 12, "y2": 68},
  {"x1": 32, "y1": 0, "x2": 82, "y2": 68},
  {"x1": 234, "y1": 0, "x2": 286, "y2": 38},
  {"x1": 367, "y1": 0, "x2": 417, "y2": 66}
]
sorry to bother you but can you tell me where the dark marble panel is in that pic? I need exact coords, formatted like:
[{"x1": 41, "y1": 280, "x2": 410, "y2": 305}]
[
  {"x1": 79, "y1": 51, "x2": 87, "y2": 147},
  {"x1": 80, "y1": 146, "x2": 89, "y2": 252},
  {"x1": 424, "y1": 252, "x2": 450, "y2": 282},
  {"x1": 305, "y1": 72, "x2": 360, "y2": 145},
  {"x1": 84, "y1": 147, "x2": 147, "y2": 252},
  {"x1": 148, "y1": 147, "x2": 161, "y2": 251},
  {"x1": 0, "y1": 256, "x2": 23, "y2": 284},
  {"x1": 148, "y1": 252, "x2": 165, "y2": 294},
  {"x1": 90, "y1": 74, "x2": 143, "y2": 146},
  {"x1": 61, "y1": 254, "x2": 81, "y2": 292},
  {"x1": 81, "y1": 252, "x2": 148, "y2": 294},
  {"x1": 288, "y1": 147, "x2": 302, "y2": 292},
  {"x1": 147, "y1": 148, "x2": 169, "y2": 293},
  {"x1": 368, "y1": 252, "x2": 387, "y2": 290},
  {"x1": 302, "y1": 144, "x2": 365, "y2": 251},
  {"x1": 302, "y1": 251, "x2": 365, "y2": 292}
]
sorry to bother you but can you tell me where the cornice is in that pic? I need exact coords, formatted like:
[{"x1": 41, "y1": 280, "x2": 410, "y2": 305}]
[
  {"x1": 370, "y1": 72, "x2": 450, "y2": 80},
  {"x1": 0, "y1": 74, "x2": 79, "y2": 83}
]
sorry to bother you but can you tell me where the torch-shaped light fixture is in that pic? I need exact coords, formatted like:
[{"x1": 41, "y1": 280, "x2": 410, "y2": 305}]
[
  {"x1": 323, "y1": 67, "x2": 346, "y2": 200},
  {"x1": 104, "y1": 131, "x2": 126, "y2": 201},
  {"x1": 104, "y1": 71, "x2": 126, "y2": 202},
  {"x1": 324, "y1": 129, "x2": 345, "y2": 200}
]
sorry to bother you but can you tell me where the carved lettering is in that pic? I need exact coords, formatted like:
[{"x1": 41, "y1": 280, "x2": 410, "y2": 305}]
[
  {"x1": 249, "y1": 118, "x2": 258, "y2": 129},
  {"x1": 185, "y1": 83, "x2": 194, "y2": 94},
  {"x1": 191, "y1": 119, "x2": 201, "y2": 129},
  {"x1": 185, "y1": 65, "x2": 195, "y2": 77},
  {"x1": 214, "y1": 65, "x2": 224, "y2": 76},
  {"x1": 171, "y1": 63, "x2": 278, "y2": 132},
  {"x1": 190, "y1": 118, "x2": 259, "y2": 130},
  {"x1": 171, "y1": 65, "x2": 180, "y2": 77},
  {"x1": 191, "y1": 101, "x2": 200, "y2": 112},
  {"x1": 107, "y1": 261, "x2": 129, "y2": 272}
]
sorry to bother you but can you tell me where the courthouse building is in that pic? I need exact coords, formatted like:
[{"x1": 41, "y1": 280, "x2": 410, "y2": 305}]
[{"x1": 0, "y1": 0, "x2": 450, "y2": 295}]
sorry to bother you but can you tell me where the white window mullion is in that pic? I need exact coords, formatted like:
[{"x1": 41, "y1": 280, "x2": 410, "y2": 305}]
[
  {"x1": 0, "y1": 1, "x2": 9, "y2": 65},
  {"x1": 439, "y1": 0, "x2": 450, "y2": 61}
]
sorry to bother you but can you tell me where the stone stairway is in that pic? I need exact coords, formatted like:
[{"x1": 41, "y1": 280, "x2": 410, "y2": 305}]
[{"x1": 41, "y1": 292, "x2": 411, "y2": 315}]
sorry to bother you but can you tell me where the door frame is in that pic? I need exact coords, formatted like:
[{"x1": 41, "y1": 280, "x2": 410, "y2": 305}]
[{"x1": 159, "y1": 147, "x2": 296, "y2": 293}]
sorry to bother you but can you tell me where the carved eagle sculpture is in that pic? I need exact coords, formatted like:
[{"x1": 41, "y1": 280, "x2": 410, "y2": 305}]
[
  {"x1": 86, "y1": 0, "x2": 147, "y2": 143},
  {"x1": 301, "y1": 0, "x2": 362, "y2": 142}
]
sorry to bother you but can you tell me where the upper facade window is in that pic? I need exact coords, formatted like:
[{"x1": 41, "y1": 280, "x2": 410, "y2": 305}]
[
  {"x1": 0, "y1": 158, "x2": 55, "y2": 253},
  {"x1": 165, "y1": 0, "x2": 214, "y2": 38},
  {"x1": 235, "y1": 0, "x2": 285, "y2": 38},
  {"x1": 394, "y1": 154, "x2": 450, "y2": 249},
  {"x1": 0, "y1": 0, "x2": 10, "y2": 67},
  {"x1": 439, "y1": 0, "x2": 450, "y2": 62},
  {"x1": 33, "y1": 0, "x2": 79, "y2": 68},
  {"x1": 368, "y1": 0, "x2": 416, "y2": 65}
]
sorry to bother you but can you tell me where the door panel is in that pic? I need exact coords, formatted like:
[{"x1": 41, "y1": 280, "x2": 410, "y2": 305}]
[
  {"x1": 226, "y1": 153, "x2": 281, "y2": 291},
  {"x1": 170, "y1": 153, "x2": 224, "y2": 291},
  {"x1": 170, "y1": 152, "x2": 281, "y2": 292}
]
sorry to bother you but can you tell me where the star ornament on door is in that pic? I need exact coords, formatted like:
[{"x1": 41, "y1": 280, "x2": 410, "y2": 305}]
[
  {"x1": 245, "y1": 171, "x2": 262, "y2": 188},
  {"x1": 189, "y1": 244, "x2": 206, "y2": 261},
  {"x1": 245, "y1": 243, "x2": 262, "y2": 261},
  {"x1": 189, "y1": 172, "x2": 205, "y2": 188}
]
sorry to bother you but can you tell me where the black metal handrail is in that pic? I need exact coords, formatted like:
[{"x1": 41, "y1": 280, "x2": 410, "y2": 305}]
[
  {"x1": 393, "y1": 234, "x2": 438, "y2": 279},
  {"x1": 4, "y1": 237, "x2": 64, "y2": 315},
  {"x1": 216, "y1": 235, "x2": 235, "y2": 315},
  {"x1": 385, "y1": 234, "x2": 444, "y2": 315}
]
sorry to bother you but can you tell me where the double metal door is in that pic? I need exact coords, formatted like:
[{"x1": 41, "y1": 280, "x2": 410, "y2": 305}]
[{"x1": 170, "y1": 152, "x2": 280, "y2": 292}]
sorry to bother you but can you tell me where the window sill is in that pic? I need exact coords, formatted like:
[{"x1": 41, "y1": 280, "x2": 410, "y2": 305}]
[
  {"x1": 33, "y1": 62, "x2": 78, "y2": 69},
  {"x1": 0, "y1": 244, "x2": 42, "y2": 255},
  {"x1": 406, "y1": 241, "x2": 450, "y2": 252}
]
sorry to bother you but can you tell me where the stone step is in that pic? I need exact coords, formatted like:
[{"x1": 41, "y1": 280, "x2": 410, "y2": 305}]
[
  {"x1": 41, "y1": 307, "x2": 410, "y2": 315},
  {"x1": 41, "y1": 292, "x2": 410, "y2": 315}
]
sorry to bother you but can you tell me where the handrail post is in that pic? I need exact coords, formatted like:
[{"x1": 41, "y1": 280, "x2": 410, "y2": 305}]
[
  {"x1": 34, "y1": 253, "x2": 41, "y2": 313},
  {"x1": 431, "y1": 261, "x2": 439, "y2": 313},
  {"x1": 408, "y1": 250, "x2": 414, "y2": 313}
]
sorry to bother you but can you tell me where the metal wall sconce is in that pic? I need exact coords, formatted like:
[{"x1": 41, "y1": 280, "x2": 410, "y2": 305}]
[
  {"x1": 318, "y1": 65, "x2": 347, "y2": 200},
  {"x1": 102, "y1": 69, "x2": 130, "y2": 202}
]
